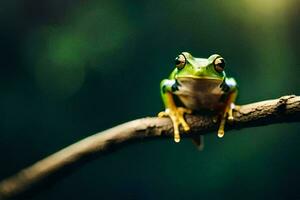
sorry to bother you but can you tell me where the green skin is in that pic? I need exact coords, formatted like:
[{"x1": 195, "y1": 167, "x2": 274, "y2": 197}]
[{"x1": 159, "y1": 52, "x2": 238, "y2": 143}]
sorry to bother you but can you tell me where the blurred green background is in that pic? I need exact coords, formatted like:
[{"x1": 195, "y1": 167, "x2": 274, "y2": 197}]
[{"x1": 0, "y1": 0, "x2": 300, "y2": 199}]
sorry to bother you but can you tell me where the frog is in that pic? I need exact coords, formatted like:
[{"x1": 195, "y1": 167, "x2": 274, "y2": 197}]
[{"x1": 158, "y1": 52, "x2": 238, "y2": 145}]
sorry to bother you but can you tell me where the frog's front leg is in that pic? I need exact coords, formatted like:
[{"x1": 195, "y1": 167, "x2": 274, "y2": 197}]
[
  {"x1": 217, "y1": 78, "x2": 238, "y2": 138},
  {"x1": 158, "y1": 79, "x2": 191, "y2": 142}
]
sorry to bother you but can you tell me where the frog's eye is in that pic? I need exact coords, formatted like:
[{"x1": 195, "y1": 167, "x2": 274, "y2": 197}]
[
  {"x1": 175, "y1": 54, "x2": 186, "y2": 69},
  {"x1": 214, "y1": 57, "x2": 225, "y2": 73}
]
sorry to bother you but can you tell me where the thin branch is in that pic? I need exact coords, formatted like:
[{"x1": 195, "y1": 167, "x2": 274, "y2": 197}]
[{"x1": 0, "y1": 95, "x2": 299, "y2": 200}]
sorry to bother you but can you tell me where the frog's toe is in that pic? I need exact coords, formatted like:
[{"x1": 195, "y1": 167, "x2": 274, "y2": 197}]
[
  {"x1": 178, "y1": 107, "x2": 192, "y2": 114},
  {"x1": 228, "y1": 115, "x2": 234, "y2": 121},
  {"x1": 218, "y1": 130, "x2": 224, "y2": 138},
  {"x1": 182, "y1": 124, "x2": 190, "y2": 132},
  {"x1": 177, "y1": 107, "x2": 191, "y2": 132},
  {"x1": 172, "y1": 121, "x2": 181, "y2": 142},
  {"x1": 174, "y1": 134, "x2": 180, "y2": 143},
  {"x1": 180, "y1": 118, "x2": 190, "y2": 132},
  {"x1": 158, "y1": 111, "x2": 167, "y2": 118},
  {"x1": 227, "y1": 104, "x2": 236, "y2": 121}
]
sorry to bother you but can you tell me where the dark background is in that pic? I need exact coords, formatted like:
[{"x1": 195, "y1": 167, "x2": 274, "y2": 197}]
[{"x1": 0, "y1": 0, "x2": 300, "y2": 199}]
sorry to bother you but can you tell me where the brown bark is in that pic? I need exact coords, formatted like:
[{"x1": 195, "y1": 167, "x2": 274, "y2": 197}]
[{"x1": 0, "y1": 95, "x2": 299, "y2": 200}]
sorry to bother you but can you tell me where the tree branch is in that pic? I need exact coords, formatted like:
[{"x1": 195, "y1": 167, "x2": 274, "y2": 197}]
[{"x1": 0, "y1": 95, "x2": 299, "y2": 200}]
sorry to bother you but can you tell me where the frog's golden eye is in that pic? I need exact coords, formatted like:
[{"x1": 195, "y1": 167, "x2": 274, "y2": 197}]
[
  {"x1": 214, "y1": 57, "x2": 225, "y2": 73},
  {"x1": 175, "y1": 54, "x2": 186, "y2": 69}
]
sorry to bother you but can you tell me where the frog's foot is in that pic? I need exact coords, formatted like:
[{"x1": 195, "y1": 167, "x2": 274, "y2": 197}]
[
  {"x1": 227, "y1": 103, "x2": 240, "y2": 121},
  {"x1": 217, "y1": 103, "x2": 240, "y2": 138},
  {"x1": 158, "y1": 107, "x2": 192, "y2": 143},
  {"x1": 217, "y1": 130, "x2": 224, "y2": 138},
  {"x1": 227, "y1": 103, "x2": 235, "y2": 121}
]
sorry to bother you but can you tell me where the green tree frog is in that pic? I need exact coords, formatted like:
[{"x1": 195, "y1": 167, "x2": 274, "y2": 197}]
[{"x1": 159, "y1": 52, "x2": 238, "y2": 144}]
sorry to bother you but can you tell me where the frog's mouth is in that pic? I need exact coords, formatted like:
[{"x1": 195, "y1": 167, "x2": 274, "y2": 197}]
[{"x1": 176, "y1": 75, "x2": 224, "y2": 81}]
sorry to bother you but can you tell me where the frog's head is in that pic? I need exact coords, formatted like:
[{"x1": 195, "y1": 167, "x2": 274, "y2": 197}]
[{"x1": 173, "y1": 52, "x2": 226, "y2": 80}]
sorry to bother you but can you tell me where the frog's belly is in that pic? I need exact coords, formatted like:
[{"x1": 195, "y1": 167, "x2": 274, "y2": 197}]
[{"x1": 175, "y1": 77, "x2": 225, "y2": 111}]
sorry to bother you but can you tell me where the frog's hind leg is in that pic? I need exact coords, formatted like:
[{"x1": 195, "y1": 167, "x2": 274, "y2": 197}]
[{"x1": 217, "y1": 90, "x2": 238, "y2": 138}]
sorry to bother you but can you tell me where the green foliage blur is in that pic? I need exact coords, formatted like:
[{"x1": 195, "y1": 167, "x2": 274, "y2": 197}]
[{"x1": 0, "y1": 0, "x2": 299, "y2": 199}]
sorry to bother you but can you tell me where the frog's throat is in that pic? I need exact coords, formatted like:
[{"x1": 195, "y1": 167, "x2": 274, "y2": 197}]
[{"x1": 176, "y1": 75, "x2": 224, "y2": 81}]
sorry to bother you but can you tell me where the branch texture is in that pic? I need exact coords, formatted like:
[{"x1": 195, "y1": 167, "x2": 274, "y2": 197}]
[{"x1": 0, "y1": 95, "x2": 299, "y2": 199}]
